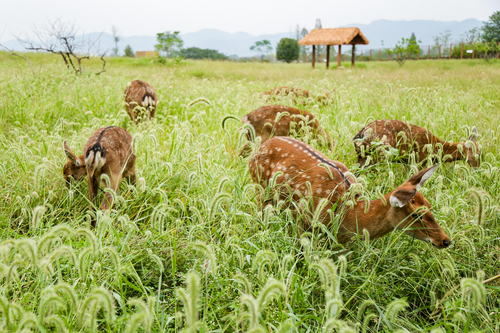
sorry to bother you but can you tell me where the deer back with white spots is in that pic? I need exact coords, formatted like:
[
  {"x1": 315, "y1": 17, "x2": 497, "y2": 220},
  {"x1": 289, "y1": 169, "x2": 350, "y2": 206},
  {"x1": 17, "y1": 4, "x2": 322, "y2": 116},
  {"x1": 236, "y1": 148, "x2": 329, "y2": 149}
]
[
  {"x1": 240, "y1": 105, "x2": 332, "y2": 156},
  {"x1": 249, "y1": 137, "x2": 451, "y2": 248},
  {"x1": 353, "y1": 119, "x2": 480, "y2": 168}
]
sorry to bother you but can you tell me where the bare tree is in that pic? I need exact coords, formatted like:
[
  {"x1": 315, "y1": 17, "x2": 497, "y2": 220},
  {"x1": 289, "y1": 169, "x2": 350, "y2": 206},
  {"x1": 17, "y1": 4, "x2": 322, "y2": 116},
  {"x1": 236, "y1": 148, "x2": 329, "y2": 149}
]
[
  {"x1": 0, "y1": 44, "x2": 36, "y2": 76},
  {"x1": 16, "y1": 19, "x2": 106, "y2": 75}
]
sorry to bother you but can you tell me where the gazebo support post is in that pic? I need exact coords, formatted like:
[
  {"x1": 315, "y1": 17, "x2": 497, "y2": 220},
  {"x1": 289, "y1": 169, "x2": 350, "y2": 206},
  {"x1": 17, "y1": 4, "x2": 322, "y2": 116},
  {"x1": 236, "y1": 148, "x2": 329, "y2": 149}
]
[
  {"x1": 312, "y1": 45, "x2": 316, "y2": 69},
  {"x1": 337, "y1": 45, "x2": 342, "y2": 68},
  {"x1": 351, "y1": 44, "x2": 355, "y2": 67},
  {"x1": 326, "y1": 45, "x2": 330, "y2": 69}
]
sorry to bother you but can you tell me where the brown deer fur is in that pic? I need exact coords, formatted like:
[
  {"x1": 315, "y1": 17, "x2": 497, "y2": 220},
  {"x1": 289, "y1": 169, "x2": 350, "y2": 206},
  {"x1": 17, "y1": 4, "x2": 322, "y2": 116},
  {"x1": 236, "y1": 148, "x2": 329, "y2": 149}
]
[
  {"x1": 353, "y1": 120, "x2": 480, "y2": 168},
  {"x1": 63, "y1": 127, "x2": 136, "y2": 225},
  {"x1": 124, "y1": 80, "x2": 158, "y2": 124},
  {"x1": 249, "y1": 136, "x2": 450, "y2": 248},
  {"x1": 240, "y1": 105, "x2": 332, "y2": 156}
]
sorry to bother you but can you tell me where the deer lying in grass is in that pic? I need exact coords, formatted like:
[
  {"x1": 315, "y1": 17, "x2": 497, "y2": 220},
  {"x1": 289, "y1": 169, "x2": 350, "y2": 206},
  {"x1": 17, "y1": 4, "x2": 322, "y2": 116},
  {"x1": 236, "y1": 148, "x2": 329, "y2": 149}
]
[
  {"x1": 63, "y1": 127, "x2": 136, "y2": 225},
  {"x1": 353, "y1": 120, "x2": 480, "y2": 168},
  {"x1": 124, "y1": 80, "x2": 158, "y2": 123},
  {"x1": 263, "y1": 86, "x2": 332, "y2": 105},
  {"x1": 235, "y1": 105, "x2": 332, "y2": 156},
  {"x1": 249, "y1": 136, "x2": 451, "y2": 248}
]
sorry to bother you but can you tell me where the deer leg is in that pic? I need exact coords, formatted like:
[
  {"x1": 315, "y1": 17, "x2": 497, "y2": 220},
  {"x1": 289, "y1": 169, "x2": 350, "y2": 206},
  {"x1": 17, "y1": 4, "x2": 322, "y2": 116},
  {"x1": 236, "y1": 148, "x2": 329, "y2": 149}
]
[
  {"x1": 100, "y1": 168, "x2": 122, "y2": 211},
  {"x1": 123, "y1": 154, "x2": 137, "y2": 185},
  {"x1": 87, "y1": 175, "x2": 99, "y2": 210},
  {"x1": 87, "y1": 175, "x2": 99, "y2": 227}
]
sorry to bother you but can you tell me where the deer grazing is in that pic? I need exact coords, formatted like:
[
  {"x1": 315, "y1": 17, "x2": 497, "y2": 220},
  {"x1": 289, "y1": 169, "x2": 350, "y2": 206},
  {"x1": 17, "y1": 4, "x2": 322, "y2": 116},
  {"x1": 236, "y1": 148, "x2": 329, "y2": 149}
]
[
  {"x1": 249, "y1": 136, "x2": 451, "y2": 248},
  {"x1": 124, "y1": 80, "x2": 158, "y2": 123},
  {"x1": 236, "y1": 105, "x2": 332, "y2": 156},
  {"x1": 353, "y1": 120, "x2": 480, "y2": 168},
  {"x1": 63, "y1": 127, "x2": 136, "y2": 225}
]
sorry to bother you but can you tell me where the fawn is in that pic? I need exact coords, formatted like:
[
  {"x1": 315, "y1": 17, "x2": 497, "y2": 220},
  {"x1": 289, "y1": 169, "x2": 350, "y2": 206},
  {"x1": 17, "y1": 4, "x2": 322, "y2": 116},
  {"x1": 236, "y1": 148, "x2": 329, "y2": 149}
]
[
  {"x1": 353, "y1": 120, "x2": 480, "y2": 168},
  {"x1": 249, "y1": 136, "x2": 450, "y2": 248},
  {"x1": 63, "y1": 127, "x2": 136, "y2": 225},
  {"x1": 124, "y1": 80, "x2": 158, "y2": 124}
]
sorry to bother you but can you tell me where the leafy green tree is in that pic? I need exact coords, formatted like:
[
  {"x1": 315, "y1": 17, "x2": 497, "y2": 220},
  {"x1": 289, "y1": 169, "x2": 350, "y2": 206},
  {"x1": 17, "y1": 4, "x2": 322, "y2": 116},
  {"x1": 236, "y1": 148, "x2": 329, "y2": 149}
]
[
  {"x1": 482, "y1": 11, "x2": 500, "y2": 42},
  {"x1": 389, "y1": 36, "x2": 421, "y2": 66},
  {"x1": 155, "y1": 31, "x2": 183, "y2": 58},
  {"x1": 181, "y1": 47, "x2": 228, "y2": 60},
  {"x1": 250, "y1": 40, "x2": 273, "y2": 60},
  {"x1": 111, "y1": 26, "x2": 120, "y2": 57},
  {"x1": 124, "y1": 45, "x2": 134, "y2": 57},
  {"x1": 475, "y1": 42, "x2": 500, "y2": 62},
  {"x1": 276, "y1": 38, "x2": 300, "y2": 63},
  {"x1": 462, "y1": 27, "x2": 482, "y2": 44},
  {"x1": 299, "y1": 28, "x2": 310, "y2": 60}
]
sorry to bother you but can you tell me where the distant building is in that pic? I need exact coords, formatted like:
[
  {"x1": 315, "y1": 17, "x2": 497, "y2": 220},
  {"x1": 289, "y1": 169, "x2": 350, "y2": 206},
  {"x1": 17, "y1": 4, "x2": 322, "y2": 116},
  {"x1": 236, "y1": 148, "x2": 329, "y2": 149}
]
[{"x1": 136, "y1": 51, "x2": 158, "y2": 58}]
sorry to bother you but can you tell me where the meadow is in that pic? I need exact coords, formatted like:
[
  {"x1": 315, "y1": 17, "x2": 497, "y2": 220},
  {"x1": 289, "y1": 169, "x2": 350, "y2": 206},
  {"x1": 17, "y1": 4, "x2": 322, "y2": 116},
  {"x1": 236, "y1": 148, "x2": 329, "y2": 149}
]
[{"x1": 0, "y1": 52, "x2": 500, "y2": 332}]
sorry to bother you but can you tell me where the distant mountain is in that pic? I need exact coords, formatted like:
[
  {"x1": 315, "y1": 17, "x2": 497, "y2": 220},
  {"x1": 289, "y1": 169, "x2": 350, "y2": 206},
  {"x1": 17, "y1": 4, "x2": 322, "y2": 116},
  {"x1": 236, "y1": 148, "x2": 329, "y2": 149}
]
[{"x1": 1, "y1": 19, "x2": 483, "y2": 57}]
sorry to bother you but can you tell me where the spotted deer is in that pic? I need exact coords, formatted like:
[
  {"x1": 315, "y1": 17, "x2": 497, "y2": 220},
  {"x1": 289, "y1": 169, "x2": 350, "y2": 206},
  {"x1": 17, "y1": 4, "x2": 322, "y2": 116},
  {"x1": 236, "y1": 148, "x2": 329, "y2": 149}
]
[
  {"x1": 238, "y1": 105, "x2": 332, "y2": 156},
  {"x1": 353, "y1": 120, "x2": 480, "y2": 168},
  {"x1": 263, "y1": 86, "x2": 332, "y2": 105},
  {"x1": 124, "y1": 80, "x2": 158, "y2": 123},
  {"x1": 249, "y1": 137, "x2": 451, "y2": 248},
  {"x1": 63, "y1": 127, "x2": 136, "y2": 225}
]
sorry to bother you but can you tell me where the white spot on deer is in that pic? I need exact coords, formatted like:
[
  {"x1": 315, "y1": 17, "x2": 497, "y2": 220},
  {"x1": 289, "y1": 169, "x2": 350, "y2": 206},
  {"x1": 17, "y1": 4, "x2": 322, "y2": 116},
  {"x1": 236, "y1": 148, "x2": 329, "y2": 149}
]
[
  {"x1": 294, "y1": 144, "x2": 298, "y2": 147},
  {"x1": 302, "y1": 159, "x2": 306, "y2": 162},
  {"x1": 316, "y1": 188, "x2": 322, "y2": 194},
  {"x1": 326, "y1": 189, "x2": 331, "y2": 194}
]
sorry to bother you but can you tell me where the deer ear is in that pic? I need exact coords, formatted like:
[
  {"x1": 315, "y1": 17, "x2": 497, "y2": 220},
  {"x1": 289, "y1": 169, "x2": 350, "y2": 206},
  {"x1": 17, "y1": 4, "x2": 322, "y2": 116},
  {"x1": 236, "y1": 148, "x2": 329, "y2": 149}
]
[
  {"x1": 390, "y1": 188, "x2": 417, "y2": 207},
  {"x1": 404, "y1": 164, "x2": 439, "y2": 190},
  {"x1": 468, "y1": 126, "x2": 478, "y2": 143},
  {"x1": 63, "y1": 140, "x2": 81, "y2": 166}
]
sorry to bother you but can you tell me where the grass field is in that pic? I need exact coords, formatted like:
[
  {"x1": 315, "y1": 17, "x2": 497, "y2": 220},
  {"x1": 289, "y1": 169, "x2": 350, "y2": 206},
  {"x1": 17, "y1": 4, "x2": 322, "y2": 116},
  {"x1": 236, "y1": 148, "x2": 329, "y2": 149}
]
[{"x1": 0, "y1": 52, "x2": 500, "y2": 332}]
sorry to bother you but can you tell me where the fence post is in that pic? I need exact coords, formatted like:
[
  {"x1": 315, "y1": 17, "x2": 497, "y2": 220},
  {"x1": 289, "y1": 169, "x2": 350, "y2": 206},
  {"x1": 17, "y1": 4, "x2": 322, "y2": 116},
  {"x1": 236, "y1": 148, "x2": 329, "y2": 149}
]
[
  {"x1": 461, "y1": 43, "x2": 464, "y2": 59},
  {"x1": 498, "y1": 42, "x2": 500, "y2": 59},
  {"x1": 449, "y1": 44, "x2": 452, "y2": 59},
  {"x1": 428, "y1": 46, "x2": 430, "y2": 60},
  {"x1": 438, "y1": 45, "x2": 441, "y2": 59},
  {"x1": 379, "y1": 49, "x2": 381, "y2": 61},
  {"x1": 417, "y1": 47, "x2": 419, "y2": 60},
  {"x1": 472, "y1": 42, "x2": 475, "y2": 59},
  {"x1": 388, "y1": 51, "x2": 390, "y2": 61}
]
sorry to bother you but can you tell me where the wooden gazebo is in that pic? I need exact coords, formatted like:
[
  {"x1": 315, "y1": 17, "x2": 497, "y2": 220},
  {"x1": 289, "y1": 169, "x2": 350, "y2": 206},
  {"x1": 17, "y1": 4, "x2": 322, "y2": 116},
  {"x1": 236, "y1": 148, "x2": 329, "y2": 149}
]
[{"x1": 299, "y1": 28, "x2": 369, "y2": 69}]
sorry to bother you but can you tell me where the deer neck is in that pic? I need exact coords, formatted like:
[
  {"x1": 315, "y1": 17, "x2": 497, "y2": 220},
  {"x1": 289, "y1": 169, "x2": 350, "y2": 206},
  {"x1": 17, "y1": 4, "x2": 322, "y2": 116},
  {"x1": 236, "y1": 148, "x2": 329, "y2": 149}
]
[
  {"x1": 441, "y1": 141, "x2": 464, "y2": 162},
  {"x1": 341, "y1": 195, "x2": 396, "y2": 240}
]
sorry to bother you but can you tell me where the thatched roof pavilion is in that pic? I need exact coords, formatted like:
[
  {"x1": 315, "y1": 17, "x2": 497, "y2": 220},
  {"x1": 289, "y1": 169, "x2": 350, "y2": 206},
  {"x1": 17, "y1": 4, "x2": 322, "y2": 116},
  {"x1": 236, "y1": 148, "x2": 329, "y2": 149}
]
[{"x1": 299, "y1": 28, "x2": 369, "y2": 69}]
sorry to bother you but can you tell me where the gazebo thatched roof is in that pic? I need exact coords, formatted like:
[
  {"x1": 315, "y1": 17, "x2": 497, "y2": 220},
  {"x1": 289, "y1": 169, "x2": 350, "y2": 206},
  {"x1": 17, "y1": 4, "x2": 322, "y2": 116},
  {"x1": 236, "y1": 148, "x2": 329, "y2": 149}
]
[{"x1": 299, "y1": 28, "x2": 369, "y2": 46}]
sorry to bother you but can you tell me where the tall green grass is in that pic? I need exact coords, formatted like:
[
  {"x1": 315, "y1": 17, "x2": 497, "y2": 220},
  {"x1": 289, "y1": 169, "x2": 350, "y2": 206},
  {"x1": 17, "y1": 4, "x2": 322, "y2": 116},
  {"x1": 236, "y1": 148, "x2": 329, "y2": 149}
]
[{"x1": 0, "y1": 52, "x2": 499, "y2": 331}]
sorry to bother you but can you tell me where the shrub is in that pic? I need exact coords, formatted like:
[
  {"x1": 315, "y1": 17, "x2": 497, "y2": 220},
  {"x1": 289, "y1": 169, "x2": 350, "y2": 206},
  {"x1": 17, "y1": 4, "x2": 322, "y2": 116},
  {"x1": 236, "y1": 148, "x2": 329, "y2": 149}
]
[{"x1": 124, "y1": 45, "x2": 134, "y2": 58}]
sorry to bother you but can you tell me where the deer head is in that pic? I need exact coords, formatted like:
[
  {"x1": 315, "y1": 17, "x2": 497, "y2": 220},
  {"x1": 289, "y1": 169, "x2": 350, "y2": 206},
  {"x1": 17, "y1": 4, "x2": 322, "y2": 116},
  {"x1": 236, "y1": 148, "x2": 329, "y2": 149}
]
[
  {"x1": 387, "y1": 164, "x2": 450, "y2": 248},
  {"x1": 62, "y1": 141, "x2": 86, "y2": 186}
]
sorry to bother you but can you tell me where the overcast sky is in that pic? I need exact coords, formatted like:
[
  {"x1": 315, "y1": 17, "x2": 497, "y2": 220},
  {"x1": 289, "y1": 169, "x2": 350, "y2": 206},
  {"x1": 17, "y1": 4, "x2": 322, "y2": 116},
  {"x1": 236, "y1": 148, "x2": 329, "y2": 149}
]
[{"x1": 1, "y1": 0, "x2": 497, "y2": 41}]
